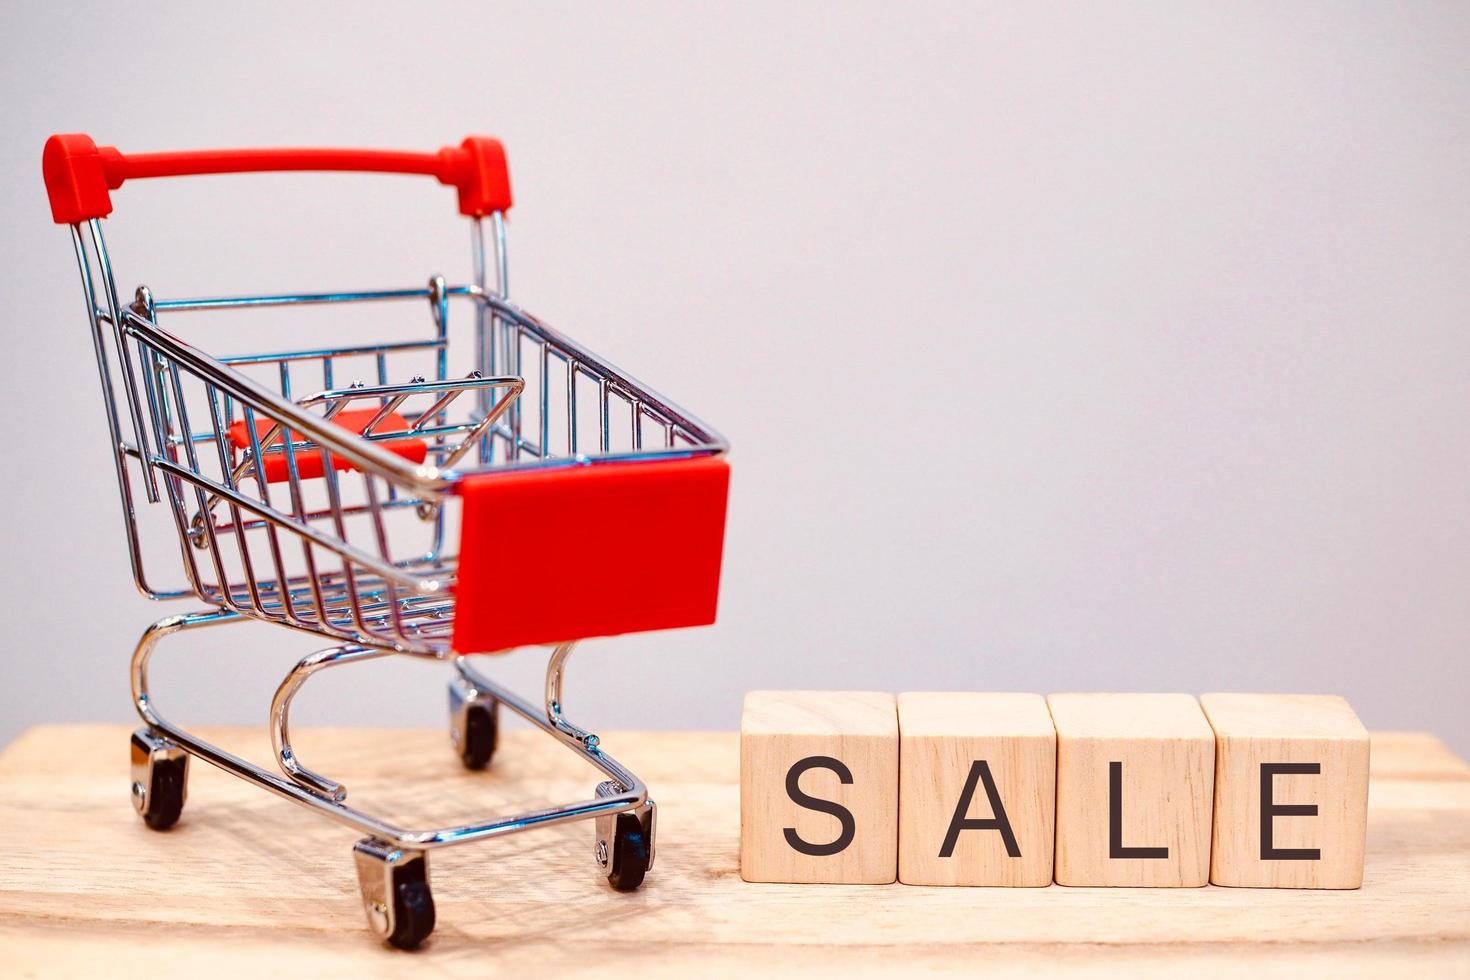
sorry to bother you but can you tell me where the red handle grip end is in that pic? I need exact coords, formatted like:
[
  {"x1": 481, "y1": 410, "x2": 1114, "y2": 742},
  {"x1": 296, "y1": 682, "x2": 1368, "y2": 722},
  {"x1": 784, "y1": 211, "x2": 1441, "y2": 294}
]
[
  {"x1": 451, "y1": 137, "x2": 514, "y2": 217},
  {"x1": 43, "y1": 133, "x2": 118, "y2": 224}
]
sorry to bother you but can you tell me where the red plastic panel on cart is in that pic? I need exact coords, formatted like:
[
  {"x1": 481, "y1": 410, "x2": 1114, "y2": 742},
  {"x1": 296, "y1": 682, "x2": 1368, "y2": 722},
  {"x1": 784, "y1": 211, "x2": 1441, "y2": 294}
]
[
  {"x1": 452, "y1": 457, "x2": 730, "y2": 653},
  {"x1": 226, "y1": 408, "x2": 428, "y2": 483}
]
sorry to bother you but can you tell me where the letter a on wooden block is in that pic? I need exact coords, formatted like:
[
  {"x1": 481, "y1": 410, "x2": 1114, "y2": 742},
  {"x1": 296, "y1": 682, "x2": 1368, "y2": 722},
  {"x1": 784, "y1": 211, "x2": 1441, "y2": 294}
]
[
  {"x1": 1200, "y1": 693, "x2": 1370, "y2": 889},
  {"x1": 740, "y1": 691, "x2": 898, "y2": 883},
  {"x1": 897, "y1": 693, "x2": 1056, "y2": 886},
  {"x1": 1048, "y1": 693, "x2": 1215, "y2": 887}
]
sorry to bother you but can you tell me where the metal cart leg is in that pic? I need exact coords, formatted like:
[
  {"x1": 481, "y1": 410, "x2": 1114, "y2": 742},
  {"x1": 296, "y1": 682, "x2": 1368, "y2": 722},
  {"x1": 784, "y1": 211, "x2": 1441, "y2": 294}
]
[
  {"x1": 271, "y1": 644, "x2": 397, "y2": 800},
  {"x1": 129, "y1": 608, "x2": 240, "y2": 831},
  {"x1": 130, "y1": 610, "x2": 657, "y2": 947},
  {"x1": 455, "y1": 641, "x2": 657, "y2": 889}
]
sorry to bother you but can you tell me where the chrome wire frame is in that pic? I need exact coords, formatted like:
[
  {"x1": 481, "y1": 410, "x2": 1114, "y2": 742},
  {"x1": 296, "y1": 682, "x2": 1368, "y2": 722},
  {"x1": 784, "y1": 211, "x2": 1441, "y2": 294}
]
[
  {"x1": 133, "y1": 609, "x2": 648, "y2": 850},
  {"x1": 69, "y1": 209, "x2": 724, "y2": 857}
]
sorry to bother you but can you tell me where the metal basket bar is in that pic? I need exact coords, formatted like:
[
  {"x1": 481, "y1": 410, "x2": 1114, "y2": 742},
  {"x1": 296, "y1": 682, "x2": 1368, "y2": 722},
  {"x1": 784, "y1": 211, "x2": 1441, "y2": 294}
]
[
  {"x1": 480, "y1": 427, "x2": 712, "y2": 467},
  {"x1": 141, "y1": 284, "x2": 727, "y2": 462},
  {"x1": 220, "y1": 338, "x2": 443, "y2": 367},
  {"x1": 79, "y1": 223, "x2": 161, "y2": 502},
  {"x1": 155, "y1": 456, "x2": 436, "y2": 592},
  {"x1": 235, "y1": 401, "x2": 315, "y2": 629},
  {"x1": 123, "y1": 310, "x2": 451, "y2": 493},
  {"x1": 158, "y1": 354, "x2": 247, "y2": 617},
  {"x1": 154, "y1": 283, "x2": 482, "y2": 312},
  {"x1": 203, "y1": 380, "x2": 270, "y2": 614},
  {"x1": 134, "y1": 306, "x2": 726, "y2": 494},
  {"x1": 174, "y1": 422, "x2": 500, "y2": 447},
  {"x1": 229, "y1": 373, "x2": 522, "y2": 488},
  {"x1": 486, "y1": 295, "x2": 725, "y2": 454},
  {"x1": 200, "y1": 493, "x2": 430, "y2": 540}
]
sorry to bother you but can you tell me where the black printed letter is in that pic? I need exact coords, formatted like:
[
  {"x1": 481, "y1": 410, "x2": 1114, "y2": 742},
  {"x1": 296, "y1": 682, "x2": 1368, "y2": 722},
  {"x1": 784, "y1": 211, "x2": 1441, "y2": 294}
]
[
  {"x1": 1260, "y1": 762, "x2": 1321, "y2": 860},
  {"x1": 1109, "y1": 761, "x2": 1169, "y2": 859},
  {"x1": 783, "y1": 756, "x2": 856, "y2": 856},
  {"x1": 939, "y1": 760, "x2": 1021, "y2": 858}
]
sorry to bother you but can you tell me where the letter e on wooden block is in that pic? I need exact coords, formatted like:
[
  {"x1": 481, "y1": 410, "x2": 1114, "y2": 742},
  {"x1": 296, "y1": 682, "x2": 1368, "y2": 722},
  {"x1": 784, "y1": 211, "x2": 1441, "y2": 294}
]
[
  {"x1": 1200, "y1": 693, "x2": 1370, "y2": 889},
  {"x1": 898, "y1": 693, "x2": 1056, "y2": 886},
  {"x1": 740, "y1": 691, "x2": 898, "y2": 883},
  {"x1": 1048, "y1": 693, "x2": 1215, "y2": 887}
]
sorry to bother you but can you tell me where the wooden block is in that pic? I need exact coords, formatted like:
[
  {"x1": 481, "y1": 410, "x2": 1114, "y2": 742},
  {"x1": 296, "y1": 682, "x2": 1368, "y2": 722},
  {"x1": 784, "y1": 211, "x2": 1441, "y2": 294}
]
[
  {"x1": 740, "y1": 691, "x2": 898, "y2": 883},
  {"x1": 1201, "y1": 693, "x2": 1370, "y2": 889},
  {"x1": 1048, "y1": 693, "x2": 1215, "y2": 887},
  {"x1": 897, "y1": 692, "x2": 1056, "y2": 886}
]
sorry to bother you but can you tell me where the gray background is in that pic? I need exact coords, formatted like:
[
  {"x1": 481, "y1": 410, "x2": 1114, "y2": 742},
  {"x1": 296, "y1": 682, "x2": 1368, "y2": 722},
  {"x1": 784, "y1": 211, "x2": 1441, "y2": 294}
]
[{"x1": 2, "y1": 2, "x2": 1467, "y2": 754}]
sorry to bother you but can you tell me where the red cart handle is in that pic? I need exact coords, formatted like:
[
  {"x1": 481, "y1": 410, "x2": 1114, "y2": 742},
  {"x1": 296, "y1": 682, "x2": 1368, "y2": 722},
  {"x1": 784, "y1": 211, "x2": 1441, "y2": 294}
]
[{"x1": 42, "y1": 133, "x2": 512, "y2": 224}]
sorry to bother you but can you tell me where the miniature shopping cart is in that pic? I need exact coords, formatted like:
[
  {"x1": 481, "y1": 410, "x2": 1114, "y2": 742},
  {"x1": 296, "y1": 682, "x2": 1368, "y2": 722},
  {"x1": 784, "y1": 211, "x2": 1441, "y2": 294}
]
[{"x1": 42, "y1": 134, "x2": 730, "y2": 948}]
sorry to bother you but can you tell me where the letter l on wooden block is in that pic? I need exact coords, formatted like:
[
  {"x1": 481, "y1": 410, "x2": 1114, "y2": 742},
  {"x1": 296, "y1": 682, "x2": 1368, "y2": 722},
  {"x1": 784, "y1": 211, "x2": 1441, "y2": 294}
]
[
  {"x1": 740, "y1": 691, "x2": 898, "y2": 884},
  {"x1": 1200, "y1": 693, "x2": 1370, "y2": 888},
  {"x1": 1048, "y1": 693, "x2": 1215, "y2": 887}
]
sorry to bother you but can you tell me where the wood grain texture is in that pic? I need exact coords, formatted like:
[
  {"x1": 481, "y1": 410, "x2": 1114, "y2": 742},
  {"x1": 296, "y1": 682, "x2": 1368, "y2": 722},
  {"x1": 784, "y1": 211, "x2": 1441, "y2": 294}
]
[
  {"x1": 1201, "y1": 693, "x2": 1370, "y2": 888},
  {"x1": 740, "y1": 691, "x2": 898, "y2": 883},
  {"x1": 898, "y1": 692, "x2": 1056, "y2": 886},
  {"x1": 1, "y1": 724, "x2": 1468, "y2": 979},
  {"x1": 1049, "y1": 694, "x2": 1215, "y2": 887}
]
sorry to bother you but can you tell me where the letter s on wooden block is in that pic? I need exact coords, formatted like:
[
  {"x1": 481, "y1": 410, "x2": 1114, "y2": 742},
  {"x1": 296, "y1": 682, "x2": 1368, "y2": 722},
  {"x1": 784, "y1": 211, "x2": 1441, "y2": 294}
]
[
  {"x1": 1200, "y1": 693, "x2": 1370, "y2": 889},
  {"x1": 897, "y1": 693, "x2": 1056, "y2": 886},
  {"x1": 740, "y1": 691, "x2": 898, "y2": 883},
  {"x1": 1048, "y1": 693, "x2": 1215, "y2": 887}
]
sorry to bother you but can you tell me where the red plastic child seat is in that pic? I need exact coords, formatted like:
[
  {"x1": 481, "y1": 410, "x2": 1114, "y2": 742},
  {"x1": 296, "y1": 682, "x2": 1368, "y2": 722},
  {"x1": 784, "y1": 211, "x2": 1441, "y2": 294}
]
[{"x1": 226, "y1": 408, "x2": 428, "y2": 483}]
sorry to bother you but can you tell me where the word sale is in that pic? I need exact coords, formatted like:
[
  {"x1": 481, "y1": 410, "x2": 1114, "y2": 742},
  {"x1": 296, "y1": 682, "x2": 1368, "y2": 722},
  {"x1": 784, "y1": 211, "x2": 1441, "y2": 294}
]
[{"x1": 740, "y1": 691, "x2": 1368, "y2": 889}]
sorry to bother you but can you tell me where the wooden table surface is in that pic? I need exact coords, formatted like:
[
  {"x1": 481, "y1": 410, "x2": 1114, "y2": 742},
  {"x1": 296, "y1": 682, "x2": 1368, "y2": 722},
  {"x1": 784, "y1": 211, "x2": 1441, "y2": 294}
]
[{"x1": 2, "y1": 724, "x2": 1467, "y2": 977}]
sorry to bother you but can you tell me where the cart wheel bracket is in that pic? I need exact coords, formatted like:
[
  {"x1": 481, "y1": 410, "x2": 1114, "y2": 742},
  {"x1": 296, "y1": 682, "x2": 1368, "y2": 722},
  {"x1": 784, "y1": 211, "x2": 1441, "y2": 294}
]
[
  {"x1": 449, "y1": 676, "x2": 499, "y2": 770},
  {"x1": 353, "y1": 838, "x2": 435, "y2": 949},
  {"x1": 595, "y1": 780, "x2": 656, "y2": 890},
  {"x1": 130, "y1": 727, "x2": 188, "y2": 830}
]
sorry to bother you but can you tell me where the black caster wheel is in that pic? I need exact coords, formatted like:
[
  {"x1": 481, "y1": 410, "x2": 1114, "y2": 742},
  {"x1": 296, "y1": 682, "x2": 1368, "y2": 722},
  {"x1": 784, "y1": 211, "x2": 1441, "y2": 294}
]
[
  {"x1": 130, "y1": 728, "x2": 188, "y2": 831},
  {"x1": 596, "y1": 784, "x2": 655, "y2": 892},
  {"x1": 354, "y1": 839, "x2": 436, "y2": 950},
  {"x1": 449, "y1": 679, "x2": 498, "y2": 771},
  {"x1": 605, "y1": 811, "x2": 652, "y2": 892},
  {"x1": 387, "y1": 878, "x2": 435, "y2": 950}
]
